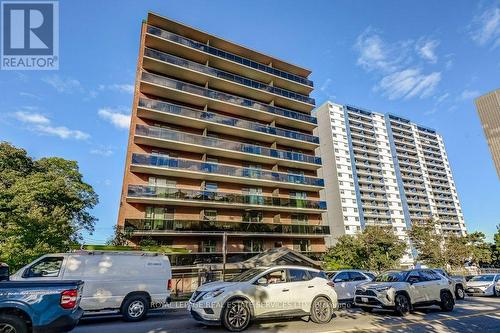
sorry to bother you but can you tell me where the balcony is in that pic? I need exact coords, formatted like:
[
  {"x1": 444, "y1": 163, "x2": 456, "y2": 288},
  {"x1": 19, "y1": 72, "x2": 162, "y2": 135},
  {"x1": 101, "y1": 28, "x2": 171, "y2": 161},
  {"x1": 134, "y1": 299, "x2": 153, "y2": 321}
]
[
  {"x1": 143, "y1": 48, "x2": 315, "y2": 111},
  {"x1": 140, "y1": 72, "x2": 316, "y2": 130},
  {"x1": 130, "y1": 153, "x2": 324, "y2": 191},
  {"x1": 126, "y1": 185, "x2": 327, "y2": 213},
  {"x1": 137, "y1": 98, "x2": 319, "y2": 149},
  {"x1": 145, "y1": 25, "x2": 313, "y2": 94},
  {"x1": 124, "y1": 219, "x2": 330, "y2": 237},
  {"x1": 135, "y1": 125, "x2": 321, "y2": 170}
]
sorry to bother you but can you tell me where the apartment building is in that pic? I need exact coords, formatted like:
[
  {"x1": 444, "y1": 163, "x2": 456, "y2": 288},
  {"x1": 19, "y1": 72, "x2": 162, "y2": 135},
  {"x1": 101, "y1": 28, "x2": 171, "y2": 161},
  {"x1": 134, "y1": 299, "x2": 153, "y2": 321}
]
[
  {"x1": 117, "y1": 12, "x2": 328, "y2": 265},
  {"x1": 316, "y1": 102, "x2": 467, "y2": 265},
  {"x1": 475, "y1": 89, "x2": 500, "y2": 179}
]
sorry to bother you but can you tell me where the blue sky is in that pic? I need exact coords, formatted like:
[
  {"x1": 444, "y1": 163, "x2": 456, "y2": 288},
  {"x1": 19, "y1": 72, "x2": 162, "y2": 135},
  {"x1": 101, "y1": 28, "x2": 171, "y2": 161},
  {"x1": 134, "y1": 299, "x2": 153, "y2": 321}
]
[{"x1": 1, "y1": 0, "x2": 499, "y2": 243}]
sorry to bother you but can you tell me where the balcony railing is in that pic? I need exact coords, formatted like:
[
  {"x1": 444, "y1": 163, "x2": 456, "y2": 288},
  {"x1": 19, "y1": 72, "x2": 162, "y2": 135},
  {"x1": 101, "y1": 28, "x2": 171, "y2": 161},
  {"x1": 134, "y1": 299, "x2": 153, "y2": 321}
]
[
  {"x1": 135, "y1": 125, "x2": 322, "y2": 165},
  {"x1": 141, "y1": 72, "x2": 316, "y2": 125},
  {"x1": 146, "y1": 25, "x2": 314, "y2": 87},
  {"x1": 144, "y1": 48, "x2": 315, "y2": 105},
  {"x1": 127, "y1": 185, "x2": 327, "y2": 210},
  {"x1": 124, "y1": 219, "x2": 330, "y2": 235},
  {"x1": 131, "y1": 153, "x2": 324, "y2": 187},
  {"x1": 138, "y1": 98, "x2": 319, "y2": 144}
]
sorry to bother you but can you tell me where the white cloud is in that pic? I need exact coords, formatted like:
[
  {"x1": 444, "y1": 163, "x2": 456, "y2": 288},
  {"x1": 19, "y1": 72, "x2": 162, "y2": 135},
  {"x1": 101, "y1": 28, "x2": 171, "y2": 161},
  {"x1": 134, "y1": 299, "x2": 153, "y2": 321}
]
[
  {"x1": 354, "y1": 29, "x2": 443, "y2": 101},
  {"x1": 416, "y1": 39, "x2": 439, "y2": 63},
  {"x1": 42, "y1": 75, "x2": 83, "y2": 93},
  {"x1": 36, "y1": 125, "x2": 90, "y2": 140},
  {"x1": 377, "y1": 69, "x2": 441, "y2": 100},
  {"x1": 90, "y1": 147, "x2": 114, "y2": 157},
  {"x1": 469, "y1": 5, "x2": 500, "y2": 48},
  {"x1": 98, "y1": 84, "x2": 134, "y2": 94},
  {"x1": 98, "y1": 107, "x2": 130, "y2": 129},
  {"x1": 435, "y1": 93, "x2": 450, "y2": 104},
  {"x1": 459, "y1": 89, "x2": 481, "y2": 100},
  {"x1": 14, "y1": 111, "x2": 50, "y2": 124},
  {"x1": 13, "y1": 111, "x2": 89, "y2": 140}
]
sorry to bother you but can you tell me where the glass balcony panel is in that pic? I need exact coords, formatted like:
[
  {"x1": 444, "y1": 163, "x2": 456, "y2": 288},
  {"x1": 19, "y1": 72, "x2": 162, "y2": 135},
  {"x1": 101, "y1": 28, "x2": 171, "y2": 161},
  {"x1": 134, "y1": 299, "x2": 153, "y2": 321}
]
[
  {"x1": 124, "y1": 219, "x2": 330, "y2": 235},
  {"x1": 127, "y1": 185, "x2": 327, "y2": 210},
  {"x1": 146, "y1": 26, "x2": 314, "y2": 87},
  {"x1": 144, "y1": 48, "x2": 315, "y2": 105},
  {"x1": 141, "y1": 72, "x2": 317, "y2": 125},
  {"x1": 135, "y1": 124, "x2": 322, "y2": 165}
]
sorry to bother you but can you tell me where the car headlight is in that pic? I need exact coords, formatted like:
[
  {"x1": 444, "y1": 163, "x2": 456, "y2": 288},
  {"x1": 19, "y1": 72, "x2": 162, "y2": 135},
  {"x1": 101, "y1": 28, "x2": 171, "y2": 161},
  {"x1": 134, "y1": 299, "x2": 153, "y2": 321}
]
[
  {"x1": 375, "y1": 286, "x2": 392, "y2": 292},
  {"x1": 201, "y1": 289, "x2": 224, "y2": 300}
]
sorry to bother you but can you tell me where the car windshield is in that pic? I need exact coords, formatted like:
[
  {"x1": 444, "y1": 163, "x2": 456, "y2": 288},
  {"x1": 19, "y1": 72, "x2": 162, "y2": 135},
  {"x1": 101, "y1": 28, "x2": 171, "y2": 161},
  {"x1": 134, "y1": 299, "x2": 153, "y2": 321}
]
[
  {"x1": 229, "y1": 268, "x2": 266, "y2": 282},
  {"x1": 374, "y1": 271, "x2": 406, "y2": 282},
  {"x1": 469, "y1": 275, "x2": 495, "y2": 282}
]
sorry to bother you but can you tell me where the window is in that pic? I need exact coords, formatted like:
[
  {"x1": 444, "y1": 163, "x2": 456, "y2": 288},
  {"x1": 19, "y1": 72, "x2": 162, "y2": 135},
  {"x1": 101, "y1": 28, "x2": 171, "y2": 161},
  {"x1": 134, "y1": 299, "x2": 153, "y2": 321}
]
[
  {"x1": 420, "y1": 270, "x2": 440, "y2": 281},
  {"x1": 205, "y1": 182, "x2": 218, "y2": 191},
  {"x1": 406, "y1": 271, "x2": 422, "y2": 283},
  {"x1": 333, "y1": 271, "x2": 350, "y2": 282},
  {"x1": 200, "y1": 240, "x2": 217, "y2": 253},
  {"x1": 244, "y1": 239, "x2": 264, "y2": 252},
  {"x1": 349, "y1": 272, "x2": 368, "y2": 281},
  {"x1": 148, "y1": 176, "x2": 176, "y2": 188},
  {"x1": 203, "y1": 209, "x2": 217, "y2": 221},
  {"x1": 309, "y1": 271, "x2": 328, "y2": 279},
  {"x1": 291, "y1": 214, "x2": 308, "y2": 224},
  {"x1": 25, "y1": 257, "x2": 63, "y2": 278},
  {"x1": 288, "y1": 269, "x2": 311, "y2": 282},
  {"x1": 290, "y1": 191, "x2": 307, "y2": 199},
  {"x1": 243, "y1": 211, "x2": 263, "y2": 223},
  {"x1": 261, "y1": 269, "x2": 286, "y2": 284},
  {"x1": 293, "y1": 239, "x2": 311, "y2": 252}
]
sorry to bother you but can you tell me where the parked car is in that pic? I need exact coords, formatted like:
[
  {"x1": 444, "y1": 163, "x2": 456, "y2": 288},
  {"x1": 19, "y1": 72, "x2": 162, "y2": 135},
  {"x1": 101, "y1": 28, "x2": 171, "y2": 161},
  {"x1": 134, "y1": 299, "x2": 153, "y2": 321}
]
[
  {"x1": 329, "y1": 270, "x2": 375, "y2": 302},
  {"x1": 354, "y1": 269, "x2": 455, "y2": 316},
  {"x1": 465, "y1": 274, "x2": 500, "y2": 296},
  {"x1": 432, "y1": 269, "x2": 467, "y2": 300},
  {"x1": 188, "y1": 265, "x2": 338, "y2": 331},
  {"x1": 10, "y1": 251, "x2": 172, "y2": 321},
  {"x1": 0, "y1": 278, "x2": 84, "y2": 333}
]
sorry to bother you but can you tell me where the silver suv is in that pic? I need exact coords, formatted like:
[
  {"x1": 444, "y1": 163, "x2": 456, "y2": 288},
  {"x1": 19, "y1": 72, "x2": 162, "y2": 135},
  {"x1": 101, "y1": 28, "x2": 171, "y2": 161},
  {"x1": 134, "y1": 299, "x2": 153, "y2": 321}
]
[
  {"x1": 354, "y1": 269, "x2": 455, "y2": 316},
  {"x1": 188, "y1": 265, "x2": 338, "y2": 331}
]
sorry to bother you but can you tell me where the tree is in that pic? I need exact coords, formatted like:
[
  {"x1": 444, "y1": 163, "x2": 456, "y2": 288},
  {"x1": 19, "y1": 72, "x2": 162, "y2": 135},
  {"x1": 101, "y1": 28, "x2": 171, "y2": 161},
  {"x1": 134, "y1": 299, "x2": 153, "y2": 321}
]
[
  {"x1": 0, "y1": 142, "x2": 98, "y2": 270},
  {"x1": 106, "y1": 225, "x2": 131, "y2": 246},
  {"x1": 407, "y1": 219, "x2": 446, "y2": 267},
  {"x1": 323, "y1": 226, "x2": 406, "y2": 272}
]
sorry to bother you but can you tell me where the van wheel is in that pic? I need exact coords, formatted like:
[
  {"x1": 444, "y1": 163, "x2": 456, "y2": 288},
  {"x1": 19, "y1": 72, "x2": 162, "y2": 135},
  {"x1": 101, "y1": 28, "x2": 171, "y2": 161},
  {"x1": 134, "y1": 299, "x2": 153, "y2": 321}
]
[
  {"x1": 394, "y1": 293, "x2": 410, "y2": 316},
  {"x1": 0, "y1": 314, "x2": 28, "y2": 333},
  {"x1": 222, "y1": 299, "x2": 251, "y2": 332},
  {"x1": 310, "y1": 296, "x2": 333, "y2": 324},
  {"x1": 455, "y1": 285, "x2": 465, "y2": 300},
  {"x1": 121, "y1": 295, "x2": 149, "y2": 321},
  {"x1": 440, "y1": 291, "x2": 454, "y2": 312}
]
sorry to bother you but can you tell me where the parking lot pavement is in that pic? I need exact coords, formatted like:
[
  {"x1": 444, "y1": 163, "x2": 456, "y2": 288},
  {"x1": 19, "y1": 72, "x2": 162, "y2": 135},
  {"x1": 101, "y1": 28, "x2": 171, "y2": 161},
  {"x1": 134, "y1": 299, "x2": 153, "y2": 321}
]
[{"x1": 74, "y1": 297, "x2": 500, "y2": 333}]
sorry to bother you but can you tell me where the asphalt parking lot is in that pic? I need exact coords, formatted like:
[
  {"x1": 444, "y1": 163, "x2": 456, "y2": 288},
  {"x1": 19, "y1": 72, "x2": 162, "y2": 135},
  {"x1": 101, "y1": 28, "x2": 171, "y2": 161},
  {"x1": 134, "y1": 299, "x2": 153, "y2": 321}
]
[{"x1": 74, "y1": 296, "x2": 500, "y2": 333}]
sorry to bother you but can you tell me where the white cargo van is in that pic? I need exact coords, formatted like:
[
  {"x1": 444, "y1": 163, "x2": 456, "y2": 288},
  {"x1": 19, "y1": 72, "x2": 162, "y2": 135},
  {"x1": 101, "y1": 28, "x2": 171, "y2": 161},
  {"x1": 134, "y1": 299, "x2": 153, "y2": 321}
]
[{"x1": 10, "y1": 251, "x2": 172, "y2": 321}]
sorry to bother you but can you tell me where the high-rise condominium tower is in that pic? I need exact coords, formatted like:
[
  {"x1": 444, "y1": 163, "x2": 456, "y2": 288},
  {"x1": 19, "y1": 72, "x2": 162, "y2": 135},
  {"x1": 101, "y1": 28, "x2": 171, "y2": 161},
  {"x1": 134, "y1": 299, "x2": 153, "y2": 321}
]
[
  {"x1": 117, "y1": 12, "x2": 328, "y2": 265},
  {"x1": 475, "y1": 89, "x2": 500, "y2": 180},
  {"x1": 316, "y1": 102, "x2": 466, "y2": 266}
]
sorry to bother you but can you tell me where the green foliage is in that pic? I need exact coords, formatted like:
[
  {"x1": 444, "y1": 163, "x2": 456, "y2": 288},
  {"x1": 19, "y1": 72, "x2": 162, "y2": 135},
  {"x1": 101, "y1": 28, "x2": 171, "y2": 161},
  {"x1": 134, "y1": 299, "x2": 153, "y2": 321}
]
[
  {"x1": 495, "y1": 224, "x2": 500, "y2": 248},
  {"x1": 323, "y1": 226, "x2": 406, "y2": 272},
  {"x1": 408, "y1": 219, "x2": 492, "y2": 269},
  {"x1": 0, "y1": 142, "x2": 98, "y2": 270},
  {"x1": 106, "y1": 225, "x2": 131, "y2": 246}
]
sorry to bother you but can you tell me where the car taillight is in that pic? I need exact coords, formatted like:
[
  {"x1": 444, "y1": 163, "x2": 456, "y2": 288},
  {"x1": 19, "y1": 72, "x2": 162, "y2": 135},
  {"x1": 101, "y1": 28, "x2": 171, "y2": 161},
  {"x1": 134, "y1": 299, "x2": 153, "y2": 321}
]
[
  {"x1": 167, "y1": 279, "x2": 172, "y2": 290},
  {"x1": 327, "y1": 281, "x2": 335, "y2": 288},
  {"x1": 60, "y1": 289, "x2": 78, "y2": 309}
]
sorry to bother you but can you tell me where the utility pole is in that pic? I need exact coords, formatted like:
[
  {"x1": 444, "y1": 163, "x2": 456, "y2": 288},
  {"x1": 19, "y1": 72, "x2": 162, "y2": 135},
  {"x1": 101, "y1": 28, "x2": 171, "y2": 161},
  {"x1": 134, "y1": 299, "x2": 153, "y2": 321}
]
[{"x1": 222, "y1": 232, "x2": 227, "y2": 281}]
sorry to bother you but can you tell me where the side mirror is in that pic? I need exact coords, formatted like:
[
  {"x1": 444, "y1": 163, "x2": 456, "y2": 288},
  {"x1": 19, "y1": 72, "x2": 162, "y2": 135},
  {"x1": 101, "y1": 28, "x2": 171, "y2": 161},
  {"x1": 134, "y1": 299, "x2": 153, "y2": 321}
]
[
  {"x1": 0, "y1": 264, "x2": 9, "y2": 281},
  {"x1": 257, "y1": 277, "x2": 267, "y2": 285}
]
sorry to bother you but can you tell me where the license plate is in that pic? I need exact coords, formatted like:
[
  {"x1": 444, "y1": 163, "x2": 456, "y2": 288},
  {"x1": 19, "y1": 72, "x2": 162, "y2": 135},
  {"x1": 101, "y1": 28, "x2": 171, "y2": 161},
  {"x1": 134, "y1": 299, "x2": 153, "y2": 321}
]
[{"x1": 361, "y1": 297, "x2": 369, "y2": 303}]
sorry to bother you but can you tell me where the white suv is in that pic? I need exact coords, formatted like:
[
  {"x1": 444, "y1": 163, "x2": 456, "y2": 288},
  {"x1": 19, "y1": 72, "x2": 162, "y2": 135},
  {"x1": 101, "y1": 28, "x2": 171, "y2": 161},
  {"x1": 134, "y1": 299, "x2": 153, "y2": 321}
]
[
  {"x1": 188, "y1": 265, "x2": 338, "y2": 331},
  {"x1": 354, "y1": 269, "x2": 455, "y2": 316}
]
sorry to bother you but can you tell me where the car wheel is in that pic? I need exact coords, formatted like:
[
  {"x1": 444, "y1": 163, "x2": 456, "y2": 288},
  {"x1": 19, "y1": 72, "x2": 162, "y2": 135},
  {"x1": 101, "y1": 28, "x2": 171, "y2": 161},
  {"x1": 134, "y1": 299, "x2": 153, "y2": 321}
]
[
  {"x1": 440, "y1": 291, "x2": 455, "y2": 312},
  {"x1": 360, "y1": 306, "x2": 373, "y2": 313},
  {"x1": 394, "y1": 293, "x2": 411, "y2": 316},
  {"x1": 493, "y1": 286, "x2": 499, "y2": 297},
  {"x1": 121, "y1": 295, "x2": 149, "y2": 322},
  {"x1": 310, "y1": 296, "x2": 333, "y2": 324},
  {"x1": 455, "y1": 285, "x2": 465, "y2": 300},
  {"x1": 222, "y1": 299, "x2": 251, "y2": 332},
  {"x1": 0, "y1": 314, "x2": 28, "y2": 333}
]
